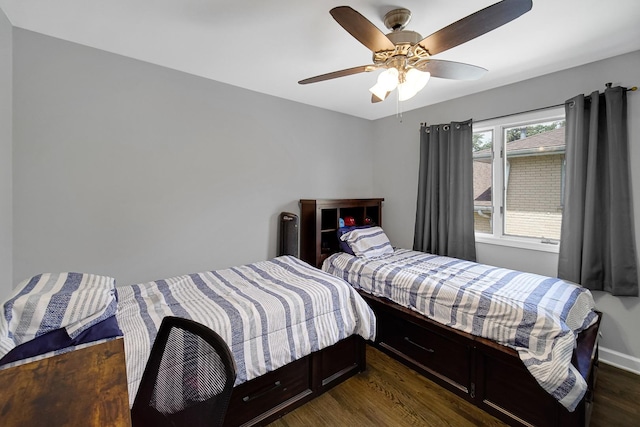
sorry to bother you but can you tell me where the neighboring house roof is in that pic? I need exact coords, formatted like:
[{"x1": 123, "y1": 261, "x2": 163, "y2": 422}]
[
  {"x1": 473, "y1": 161, "x2": 492, "y2": 206},
  {"x1": 473, "y1": 127, "x2": 565, "y2": 206},
  {"x1": 503, "y1": 126, "x2": 566, "y2": 157},
  {"x1": 474, "y1": 127, "x2": 565, "y2": 160}
]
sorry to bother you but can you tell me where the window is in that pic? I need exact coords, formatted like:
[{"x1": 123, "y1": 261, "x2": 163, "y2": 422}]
[{"x1": 473, "y1": 107, "x2": 565, "y2": 250}]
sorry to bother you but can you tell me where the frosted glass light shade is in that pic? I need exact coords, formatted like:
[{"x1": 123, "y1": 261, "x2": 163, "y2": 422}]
[
  {"x1": 369, "y1": 68, "x2": 399, "y2": 100},
  {"x1": 378, "y1": 68, "x2": 399, "y2": 89},
  {"x1": 398, "y1": 69, "x2": 430, "y2": 101}
]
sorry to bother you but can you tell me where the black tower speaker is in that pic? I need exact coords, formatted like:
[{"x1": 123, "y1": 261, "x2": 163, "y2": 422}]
[{"x1": 278, "y1": 212, "x2": 299, "y2": 257}]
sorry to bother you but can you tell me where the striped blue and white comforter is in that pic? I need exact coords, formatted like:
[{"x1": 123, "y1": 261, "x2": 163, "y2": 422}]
[
  {"x1": 323, "y1": 249, "x2": 598, "y2": 412},
  {"x1": 0, "y1": 272, "x2": 119, "y2": 362},
  {"x1": 117, "y1": 256, "x2": 376, "y2": 405}
]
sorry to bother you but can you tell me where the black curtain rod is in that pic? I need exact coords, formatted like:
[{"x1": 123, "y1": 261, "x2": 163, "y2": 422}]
[{"x1": 473, "y1": 84, "x2": 636, "y2": 124}]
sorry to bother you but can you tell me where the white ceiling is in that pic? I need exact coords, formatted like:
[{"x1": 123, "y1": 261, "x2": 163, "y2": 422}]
[{"x1": 1, "y1": 0, "x2": 639, "y2": 120}]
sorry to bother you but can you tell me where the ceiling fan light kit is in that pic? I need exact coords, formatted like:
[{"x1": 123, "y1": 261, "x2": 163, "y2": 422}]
[
  {"x1": 299, "y1": 0, "x2": 533, "y2": 104},
  {"x1": 370, "y1": 68, "x2": 431, "y2": 102}
]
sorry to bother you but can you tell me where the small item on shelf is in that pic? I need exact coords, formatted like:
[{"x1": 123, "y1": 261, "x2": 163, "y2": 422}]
[
  {"x1": 344, "y1": 216, "x2": 356, "y2": 226},
  {"x1": 364, "y1": 216, "x2": 373, "y2": 225},
  {"x1": 339, "y1": 218, "x2": 345, "y2": 228}
]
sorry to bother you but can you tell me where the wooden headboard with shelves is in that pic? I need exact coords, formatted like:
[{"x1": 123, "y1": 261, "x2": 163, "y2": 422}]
[{"x1": 299, "y1": 198, "x2": 384, "y2": 268}]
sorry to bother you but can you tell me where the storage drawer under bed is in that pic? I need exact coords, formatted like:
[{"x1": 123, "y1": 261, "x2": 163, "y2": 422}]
[
  {"x1": 475, "y1": 345, "x2": 561, "y2": 426},
  {"x1": 225, "y1": 356, "x2": 311, "y2": 426},
  {"x1": 223, "y1": 335, "x2": 366, "y2": 426},
  {"x1": 376, "y1": 309, "x2": 472, "y2": 392}
]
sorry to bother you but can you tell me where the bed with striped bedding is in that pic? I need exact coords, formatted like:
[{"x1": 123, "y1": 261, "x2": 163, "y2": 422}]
[
  {"x1": 117, "y1": 255, "x2": 376, "y2": 405},
  {"x1": 323, "y1": 248, "x2": 598, "y2": 411}
]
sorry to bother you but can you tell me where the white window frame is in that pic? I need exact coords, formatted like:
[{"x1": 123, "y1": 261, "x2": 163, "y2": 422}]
[{"x1": 473, "y1": 106, "x2": 565, "y2": 253}]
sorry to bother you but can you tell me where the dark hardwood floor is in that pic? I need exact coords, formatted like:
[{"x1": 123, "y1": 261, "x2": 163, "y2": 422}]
[
  {"x1": 269, "y1": 345, "x2": 640, "y2": 426},
  {"x1": 590, "y1": 358, "x2": 640, "y2": 426}
]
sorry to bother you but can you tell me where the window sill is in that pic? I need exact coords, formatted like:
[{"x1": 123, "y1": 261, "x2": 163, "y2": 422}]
[{"x1": 475, "y1": 234, "x2": 560, "y2": 254}]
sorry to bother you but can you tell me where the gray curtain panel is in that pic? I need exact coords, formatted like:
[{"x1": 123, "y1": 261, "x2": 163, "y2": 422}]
[
  {"x1": 558, "y1": 86, "x2": 638, "y2": 296},
  {"x1": 414, "y1": 120, "x2": 476, "y2": 261}
]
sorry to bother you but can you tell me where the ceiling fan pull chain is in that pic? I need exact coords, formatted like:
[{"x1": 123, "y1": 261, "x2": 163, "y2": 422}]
[{"x1": 396, "y1": 90, "x2": 404, "y2": 123}]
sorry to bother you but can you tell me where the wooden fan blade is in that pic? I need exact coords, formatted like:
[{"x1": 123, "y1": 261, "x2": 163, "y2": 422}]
[
  {"x1": 330, "y1": 6, "x2": 396, "y2": 53},
  {"x1": 371, "y1": 92, "x2": 390, "y2": 103},
  {"x1": 415, "y1": 59, "x2": 487, "y2": 80},
  {"x1": 298, "y1": 65, "x2": 376, "y2": 85},
  {"x1": 417, "y1": 0, "x2": 532, "y2": 56}
]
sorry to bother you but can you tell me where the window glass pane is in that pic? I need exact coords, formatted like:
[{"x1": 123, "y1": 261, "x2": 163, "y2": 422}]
[
  {"x1": 473, "y1": 130, "x2": 493, "y2": 234},
  {"x1": 503, "y1": 120, "x2": 565, "y2": 240}
]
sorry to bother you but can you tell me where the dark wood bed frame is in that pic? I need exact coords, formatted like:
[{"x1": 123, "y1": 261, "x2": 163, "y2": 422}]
[
  {"x1": 365, "y1": 293, "x2": 601, "y2": 427},
  {"x1": 224, "y1": 335, "x2": 365, "y2": 427},
  {"x1": 299, "y1": 198, "x2": 602, "y2": 427}
]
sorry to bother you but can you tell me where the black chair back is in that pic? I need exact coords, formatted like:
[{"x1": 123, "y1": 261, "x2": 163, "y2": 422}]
[{"x1": 131, "y1": 316, "x2": 236, "y2": 427}]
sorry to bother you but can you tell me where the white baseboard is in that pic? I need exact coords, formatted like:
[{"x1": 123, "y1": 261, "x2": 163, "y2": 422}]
[{"x1": 599, "y1": 346, "x2": 640, "y2": 375}]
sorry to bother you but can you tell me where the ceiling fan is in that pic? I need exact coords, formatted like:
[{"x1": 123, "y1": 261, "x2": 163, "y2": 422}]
[{"x1": 299, "y1": 0, "x2": 533, "y2": 103}]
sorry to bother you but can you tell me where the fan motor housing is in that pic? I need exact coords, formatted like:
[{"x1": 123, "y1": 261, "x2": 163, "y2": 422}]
[
  {"x1": 373, "y1": 30, "x2": 429, "y2": 65},
  {"x1": 386, "y1": 30, "x2": 422, "y2": 46}
]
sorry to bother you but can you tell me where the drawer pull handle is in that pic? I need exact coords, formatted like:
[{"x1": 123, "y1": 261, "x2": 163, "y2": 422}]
[
  {"x1": 242, "y1": 380, "x2": 282, "y2": 403},
  {"x1": 404, "y1": 336, "x2": 434, "y2": 353}
]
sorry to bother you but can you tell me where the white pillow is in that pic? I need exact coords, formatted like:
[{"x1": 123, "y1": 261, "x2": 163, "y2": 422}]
[{"x1": 340, "y1": 226, "x2": 394, "y2": 258}]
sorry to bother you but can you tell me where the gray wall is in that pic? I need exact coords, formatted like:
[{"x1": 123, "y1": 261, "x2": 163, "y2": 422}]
[
  {"x1": 372, "y1": 51, "x2": 640, "y2": 371},
  {"x1": 12, "y1": 29, "x2": 375, "y2": 286},
  {"x1": 0, "y1": 10, "x2": 12, "y2": 301}
]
